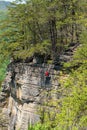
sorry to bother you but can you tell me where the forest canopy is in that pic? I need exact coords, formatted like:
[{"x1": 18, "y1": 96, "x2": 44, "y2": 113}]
[{"x1": 0, "y1": 0, "x2": 87, "y2": 64}]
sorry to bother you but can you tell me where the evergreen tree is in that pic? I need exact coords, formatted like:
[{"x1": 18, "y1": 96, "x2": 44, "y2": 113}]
[{"x1": 0, "y1": 0, "x2": 86, "y2": 63}]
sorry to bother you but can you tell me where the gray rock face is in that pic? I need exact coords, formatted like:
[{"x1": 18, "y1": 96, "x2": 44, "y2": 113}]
[
  {"x1": 0, "y1": 107, "x2": 9, "y2": 130},
  {"x1": 0, "y1": 43, "x2": 80, "y2": 130},
  {"x1": 0, "y1": 63, "x2": 59, "y2": 130}
]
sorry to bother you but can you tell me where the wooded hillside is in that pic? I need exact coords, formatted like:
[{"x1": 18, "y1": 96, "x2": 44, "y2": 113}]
[
  {"x1": 0, "y1": 0, "x2": 87, "y2": 130},
  {"x1": 0, "y1": 1, "x2": 10, "y2": 11},
  {"x1": 0, "y1": 0, "x2": 86, "y2": 63}
]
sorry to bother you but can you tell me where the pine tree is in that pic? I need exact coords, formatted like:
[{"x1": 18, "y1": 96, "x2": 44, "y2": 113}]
[{"x1": 0, "y1": 0, "x2": 86, "y2": 62}]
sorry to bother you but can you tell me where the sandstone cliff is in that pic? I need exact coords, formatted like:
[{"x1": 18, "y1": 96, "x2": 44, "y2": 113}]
[
  {"x1": 0, "y1": 63, "x2": 60, "y2": 130},
  {"x1": 0, "y1": 43, "x2": 79, "y2": 130}
]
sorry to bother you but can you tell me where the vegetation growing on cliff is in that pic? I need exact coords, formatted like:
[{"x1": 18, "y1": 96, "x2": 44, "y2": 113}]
[{"x1": 27, "y1": 33, "x2": 87, "y2": 129}]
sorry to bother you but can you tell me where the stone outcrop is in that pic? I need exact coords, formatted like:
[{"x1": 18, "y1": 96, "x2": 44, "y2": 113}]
[
  {"x1": 0, "y1": 43, "x2": 80, "y2": 130},
  {"x1": 0, "y1": 63, "x2": 60, "y2": 130}
]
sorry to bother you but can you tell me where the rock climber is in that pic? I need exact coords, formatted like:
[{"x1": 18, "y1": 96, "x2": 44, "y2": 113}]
[
  {"x1": 45, "y1": 71, "x2": 49, "y2": 77},
  {"x1": 45, "y1": 70, "x2": 51, "y2": 85}
]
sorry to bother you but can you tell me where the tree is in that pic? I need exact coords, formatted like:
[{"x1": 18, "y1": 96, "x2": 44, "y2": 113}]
[{"x1": 0, "y1": 0, "x2": 86, "y2": 63}]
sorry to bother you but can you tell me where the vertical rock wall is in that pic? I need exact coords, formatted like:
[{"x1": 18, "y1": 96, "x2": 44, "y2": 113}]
[{"x1": 1, "y1": 63, "x2": 60, "y2": 130}]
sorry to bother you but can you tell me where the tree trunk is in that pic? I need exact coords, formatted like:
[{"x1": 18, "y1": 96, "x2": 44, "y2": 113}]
[{"x1": 49, "y1": 17, "x2": 57, "y2": 62}]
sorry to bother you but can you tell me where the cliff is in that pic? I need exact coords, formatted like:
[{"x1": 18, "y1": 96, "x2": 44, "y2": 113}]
[
  {"x1": 0, "y1": 43, "x2": 79, "y2": 130},
  {"x1": 0, "y1": 63, "x2": 60, "y2": 130}
]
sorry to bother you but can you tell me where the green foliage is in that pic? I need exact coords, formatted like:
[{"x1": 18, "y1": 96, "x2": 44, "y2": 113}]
[
  {"x1": 28, "y1": 123, "x2": 51, "y2": 130},
  {"x1": 28, "y1": 30, "x2": 87, "y2": 130},
  {"x1": 59, "y1": 68, "x2": 87, "y2": 128},
  {"x1": 0, "y1": 9, "x2": 9, "y2": 88},
  {"x1": 57, "y1": 32, "x2": 87, "y2": 129},
  {"x1": 0, "y1": 11, "x2": 7, "y2": 21},
  {"x1": 64, "y1": 30, "x2": 87, "y2": 69},
  {"x1": 0, "y1": 59, "x2": 9, "y2": 88},
  {"x1": 74, "y1": 31, "x2": 87, "y2": 61},
  {"x1": 0, "y1": 0, "x2": 86, "y2": 62}
]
